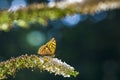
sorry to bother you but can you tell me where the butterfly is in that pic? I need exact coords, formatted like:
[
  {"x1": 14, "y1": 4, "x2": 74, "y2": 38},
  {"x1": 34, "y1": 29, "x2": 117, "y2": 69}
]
[{"x1": 38, "y1": 38, "x2": 56, "y2": 57}]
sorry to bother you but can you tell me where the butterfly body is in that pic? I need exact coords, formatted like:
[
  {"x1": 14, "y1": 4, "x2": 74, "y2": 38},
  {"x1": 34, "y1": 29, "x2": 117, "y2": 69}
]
[{"x1": 38, "y1": 38, "x2": 56, "y2": 57}]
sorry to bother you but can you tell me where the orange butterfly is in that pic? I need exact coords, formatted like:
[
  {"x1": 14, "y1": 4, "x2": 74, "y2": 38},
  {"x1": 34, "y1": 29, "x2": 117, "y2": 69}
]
[{"x1": 38, "y1": 38, "x2": 56, "y2": 57}]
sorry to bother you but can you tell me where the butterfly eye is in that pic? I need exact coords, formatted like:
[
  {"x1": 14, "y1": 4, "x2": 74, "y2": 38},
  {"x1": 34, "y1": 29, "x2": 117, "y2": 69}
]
[{"x1": 38, "y1": 38, "x2": 56, "y2": 57}]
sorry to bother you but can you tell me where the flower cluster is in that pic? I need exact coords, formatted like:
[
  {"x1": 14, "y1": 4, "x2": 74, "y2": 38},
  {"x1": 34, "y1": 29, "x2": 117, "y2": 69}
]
[{"x1": 41, "y1": 56, "x2": 79, "y2": 77}]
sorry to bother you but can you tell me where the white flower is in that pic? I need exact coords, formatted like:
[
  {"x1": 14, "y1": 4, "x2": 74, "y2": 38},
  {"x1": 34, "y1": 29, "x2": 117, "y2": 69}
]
[{"x1": 40, "y1": 56, "x2": 77, "y2": 77}]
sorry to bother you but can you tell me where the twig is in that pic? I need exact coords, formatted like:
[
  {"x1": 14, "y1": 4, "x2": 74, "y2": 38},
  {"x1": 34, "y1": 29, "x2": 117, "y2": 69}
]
[{"x1": 0, "y1": 54, "x2": 79, "y2": 79}]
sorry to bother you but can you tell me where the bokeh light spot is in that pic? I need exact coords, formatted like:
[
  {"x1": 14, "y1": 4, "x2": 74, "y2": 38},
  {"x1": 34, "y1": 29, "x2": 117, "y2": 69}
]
[
  {"x1": 9, "y1": 0, "x2": 26, "y2": 11},
  {"x1": 62, "y1": 14, "x2": 86, "y2": 27},
  {"x1": 0, "y1": 0, "x2": 9, "y2": 10},
  {"x1": 26, "y1": 31, "x2": 46, "y2": 46},
  {"x1": 90, "y1": 11, "x2": 107, "y2": 22}
]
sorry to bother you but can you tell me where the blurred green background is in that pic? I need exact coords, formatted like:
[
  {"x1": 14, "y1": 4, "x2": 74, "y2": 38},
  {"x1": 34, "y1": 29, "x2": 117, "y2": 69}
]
[{"x1": 0, "y1": 0, "x2": 120, "y2": 80}]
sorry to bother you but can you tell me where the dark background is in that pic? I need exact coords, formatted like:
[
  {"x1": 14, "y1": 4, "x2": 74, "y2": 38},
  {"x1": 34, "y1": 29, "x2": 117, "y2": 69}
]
[{"x1": 0, "y1": 0, "x2": 120, "y2": 80}]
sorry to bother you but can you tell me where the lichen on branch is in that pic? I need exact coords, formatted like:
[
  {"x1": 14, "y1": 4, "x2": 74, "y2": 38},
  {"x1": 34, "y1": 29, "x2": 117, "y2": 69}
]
[{"x1": 0, "y1": 55, "x2": 79, "y2": 79}]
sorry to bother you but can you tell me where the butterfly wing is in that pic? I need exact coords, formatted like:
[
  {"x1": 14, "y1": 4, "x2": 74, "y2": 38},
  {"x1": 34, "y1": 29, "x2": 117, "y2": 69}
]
[
  {"x1": 47, "y1": 38, "x2": 56, "y2": 55},
  {"x1": 38, "y1": 38, "x2": 56, "y2": 56}
]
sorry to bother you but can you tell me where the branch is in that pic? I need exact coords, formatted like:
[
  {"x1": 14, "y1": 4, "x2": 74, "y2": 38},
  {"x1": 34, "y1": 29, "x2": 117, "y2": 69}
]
[
  {"x1": 0, "y1": 55, "x2": 79, "y2": 79},
  {"x1": 0, "y1": 0, "x2": 120, "y2": 31}
]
